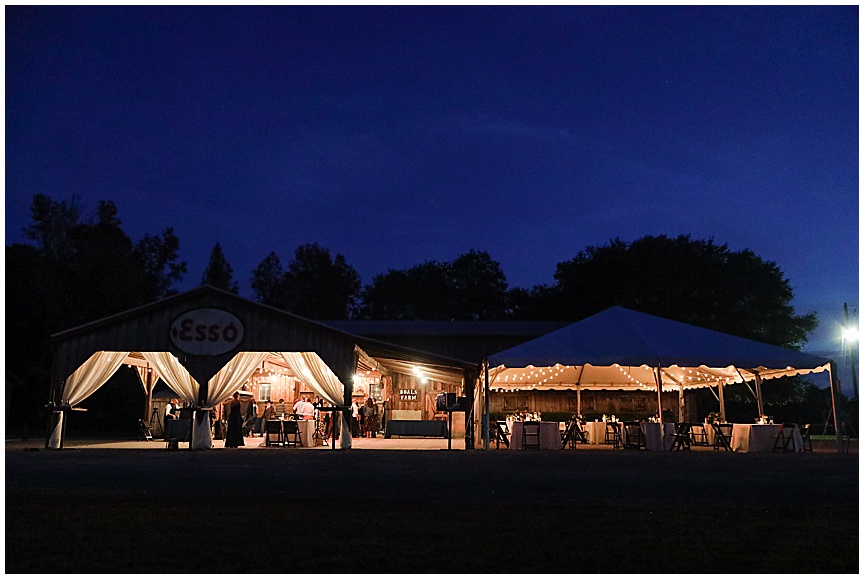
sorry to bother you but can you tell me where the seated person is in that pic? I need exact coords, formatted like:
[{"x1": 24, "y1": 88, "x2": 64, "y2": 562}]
[{"x1": 274, "y1": 398, "x2": 287, "y2": 417}]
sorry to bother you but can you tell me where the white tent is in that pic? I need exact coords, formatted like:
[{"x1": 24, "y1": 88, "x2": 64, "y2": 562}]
[{"x1": 483, "y1": 307, "x2": 840, "y2": 450}]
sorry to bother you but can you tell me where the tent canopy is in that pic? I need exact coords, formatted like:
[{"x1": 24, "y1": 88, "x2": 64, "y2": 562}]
[{"x1": 487, "y1": 306, "x2": 831, "y2": 390}]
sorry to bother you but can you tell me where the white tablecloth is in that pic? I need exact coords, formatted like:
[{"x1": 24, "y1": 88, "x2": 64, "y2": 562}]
[
  {"x1": 730, "y1": 423, "x2": 803, "y2": 453},
  {"x1": 583, "y1": 421, "x2": 608, "y2": 444},
  {"x1": 509, "y1": 421, "x2": 560, "y2": 450}
]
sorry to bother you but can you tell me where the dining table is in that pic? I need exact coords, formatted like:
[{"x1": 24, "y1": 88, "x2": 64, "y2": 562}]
[
  {"x1": 582, "y1": 421, "x2": 608, "y2": 444},
  {"x1": 641, "y1": 422, "x2": 677, "y2": 451},
  {"x1": 508, "y1": 421, "x2": 561, "y2": 450},
  {"x1": 730, "y1": 423, "x2": 803, "y2": 452}
]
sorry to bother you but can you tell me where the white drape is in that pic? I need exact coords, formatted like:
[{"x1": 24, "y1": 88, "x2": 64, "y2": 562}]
[
  {"x1": 47, "y1": 351, "x2": 130, "y2": 449},
  {"x1": 191, "y1": 352, "x2": 268, "y2": 450},
  {"x1": 206, "y1": 352, "x2": 267, "y2": 407},
  {"x1": 280, "y1": 352, "x2": 351, "y2": 449},
  {"x1": 140, "y1": 352, "x2": 199, "y2": 402},
  {"x1": 48, "y1": 413, "x2": 63, "y2": 449},
  {"x1": 63, "y1": 351, "x2": 131, "y2": 406}
]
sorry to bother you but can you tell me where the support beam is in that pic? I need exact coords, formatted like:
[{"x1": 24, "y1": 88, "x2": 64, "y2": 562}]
[
  {"x1": 718, "y1": 380, "x2": 727, "y2": 422},
  {"x1": 678, "y1": 384, "x2": 685, "y2": 422},
  {"x1": 754, "y1": 373, "x2": 765, "y2": 418},
  {"x1": 464, "y1": 369, "x2": 475, "y2": 450},
  {"x1": 483, "y1": 360, "x2": 490, "y2": 450},
  {"x1": 653, "y1": 365, "x2": 664, "y2": 428}
]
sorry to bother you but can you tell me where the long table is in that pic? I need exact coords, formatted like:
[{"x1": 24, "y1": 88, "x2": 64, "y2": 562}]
[
  {"x1": 509, "y1": 421, "x2": 560, "y2": 450},
  {"x1": 731, "y1": 423, "x2": 803, "y2": 453},
  {"x1": 384, "y1": 420, "x2": 448, "y2": 438}
]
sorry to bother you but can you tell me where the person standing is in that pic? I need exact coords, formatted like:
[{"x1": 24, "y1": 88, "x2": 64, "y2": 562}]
[
  {"x1": 364, "y1": 397, "x2": 378, "y2": 438},
  {"x1": 224, "y1": 392, "x2": 244, "y2": 448},
  {"x1": 165, "y1": 399, "x2": 179, "y2": 421},
  {"x1": 351, "y1": 399, "x2": 360, "y2": 437}
]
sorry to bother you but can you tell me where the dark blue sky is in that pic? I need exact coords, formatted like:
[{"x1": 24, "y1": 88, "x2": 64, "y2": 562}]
[{"x1": 6, "y1": 6, "x2": 859, "y2": 354}]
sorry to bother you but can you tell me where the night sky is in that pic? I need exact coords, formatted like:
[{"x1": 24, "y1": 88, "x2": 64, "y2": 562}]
[{"x1": 5, "y1": 6, "x2": 859, "y2": 354}]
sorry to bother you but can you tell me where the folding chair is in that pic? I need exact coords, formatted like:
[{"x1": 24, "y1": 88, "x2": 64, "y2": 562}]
[
  {"x1": 522, "y1": 421, "x2": 541, "y2": 450},
  {"x1": 605, "y1": 422, "x2": 622, "y2": 449},
  {"x1": 491, "y1": 421, "x2": 509, "y2": 449},
  {"x1": 622, "y1": 421, "x2": 645, "y2": 450},
  {"x1": 283, "y1": 420, "x2": 302, "y2": 447},
  {"x1": 772, "y1": 423, "x2": 796, "y2": 453},
  {"x1": 712, "y1": 423, "x2": 733, "y2": 451},
  {"x1": 799, "y1": 423, "x2": 813, "y2": 452},
  {"x1": 690, "y1": 423, "x2": 709, "y2": 446},
  {"x1": 138, "y1": 419, "x2": 153, "y2": 442},
  {"x1": 670, "y1": 422, "x2": 691, "y2": 451},
  {"x1": 561, "y1": 417, "x2": 588, "y2": 448},
  {"x1": 265, "y1": 420, "x2": 283, "y2": 447}
]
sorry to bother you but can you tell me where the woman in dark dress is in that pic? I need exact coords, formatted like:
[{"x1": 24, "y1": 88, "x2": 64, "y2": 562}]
[{"x1": 224, "y1": 392, "x2": 245, "y2": 448}]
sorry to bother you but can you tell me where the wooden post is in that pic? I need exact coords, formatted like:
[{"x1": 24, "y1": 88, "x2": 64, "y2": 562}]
[
  {"x1": 143, "y1": 366, "x2": 154, "y2": 425},
  {"x1": 464, "y1": 369, "x2": 475, "y2": 450},
  {"x1": 678, "y1": 384, "x2": 685, "y2": 422}
]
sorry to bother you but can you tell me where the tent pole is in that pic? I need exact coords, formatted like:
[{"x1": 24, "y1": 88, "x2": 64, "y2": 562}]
[
  {"x1": 678, "y1": 384, "x2": 685, "y2": 422},
  {"x1": 143, "y1": 365, "x2": 153, "y2": 425},
  {"x1": 483, "y1": 360, "x2": 490, "y2": 450},
  {"x1": 577, "y1": 387, "x2": 582, "y2": 416},
  {"x1": 754, "y1": 372, "x2": 765, "y2": 418},
  {"x1": 828, "y1": 362, "x2": 842, "y2": 453},
  {"x1": 653, "y1": 365, "x2": 664, "y2": 428},
  {"x1": 718, "y1": 380, "x2": 727, "y2": 422}
]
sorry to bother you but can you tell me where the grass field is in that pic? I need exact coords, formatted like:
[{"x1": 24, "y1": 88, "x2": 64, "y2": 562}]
[{"x1": 5, "y1": 443, "x2": 859, "y2": 574}]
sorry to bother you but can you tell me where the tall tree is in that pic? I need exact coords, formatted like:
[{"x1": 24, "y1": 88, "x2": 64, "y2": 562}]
[
  {"x1": 250, "y1": 251, "x2": 286, "y2": 306},
  {"x1": 7, "y1": 195, "x2": 188, "y2": 433},
  {"x1": 357, "y1": 250, "x2": 513, "y2": 321},
  {"x1": 549, "y1": 234, "x2": 817, "y2": 348},
  {"x1": 281, "y1": 243, "x2": 361, "y2": 319},
  {"x1": 201, "y1": 243, "x2": 238, "y2": 294}
]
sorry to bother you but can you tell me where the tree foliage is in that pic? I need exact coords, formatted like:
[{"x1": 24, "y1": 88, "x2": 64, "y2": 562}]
[
  {"x1": 546, "y1": 235, "x2": 817, "y2": 348},
  {"x1": 201, "y1": 243, "x2": 238, "y2": 294},
  {"x1": 250, "y1": 243, "x2": 360, "y2": 320},
  {"x1": 357, "y1": 250, "x2": 513, "y2": 320},
  {"x1": 7, "y1": 195, "x2": 188, "y2": 433}
]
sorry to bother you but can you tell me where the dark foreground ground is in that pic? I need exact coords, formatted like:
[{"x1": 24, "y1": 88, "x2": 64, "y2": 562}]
[{"x1": 6, "y1": 443, "x2": 859, "y2": 574}]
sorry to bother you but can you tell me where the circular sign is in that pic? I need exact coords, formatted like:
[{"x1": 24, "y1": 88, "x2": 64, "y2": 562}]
[{"x1": 169, "y1": 308, "x2": 244, "y2": 356}]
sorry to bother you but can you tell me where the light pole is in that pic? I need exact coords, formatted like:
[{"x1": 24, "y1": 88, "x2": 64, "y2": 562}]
[{"x1": 843, "y1": 303, "x2": 858, "y2": 400}]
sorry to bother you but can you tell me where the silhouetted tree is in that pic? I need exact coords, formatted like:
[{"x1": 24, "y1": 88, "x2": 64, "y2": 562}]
[
  {"x1": 250, "y1": 251, "x2": 286, "y2": 306},
  {"x1": 549, "y1": 234, "x2": 817, "y2": 348},
  {"x1": 251, "y1": 244, "x2": 360, "y2": 319},
  {"x1": 6, "y1": 195, "x2": 188, "y2": 434},
  {"x1": 282, "y1": 243, "x2": 361, "y2": 319},
  {"x1": 201, "y1": 243, "x2": 238, "y2": 294},
  {"x1": 357, "y1": 250, "x2": 512, "y2": 320}
]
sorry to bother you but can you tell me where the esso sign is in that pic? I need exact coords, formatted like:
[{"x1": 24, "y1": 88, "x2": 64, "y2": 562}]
[{"x1": 170, "y1": 309, "x2": 244, "y2": 356}]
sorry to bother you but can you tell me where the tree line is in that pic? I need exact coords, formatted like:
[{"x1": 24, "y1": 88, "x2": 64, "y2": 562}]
[{"x1": 6, "y1": 195, "x2": 822, "y2": 433}]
